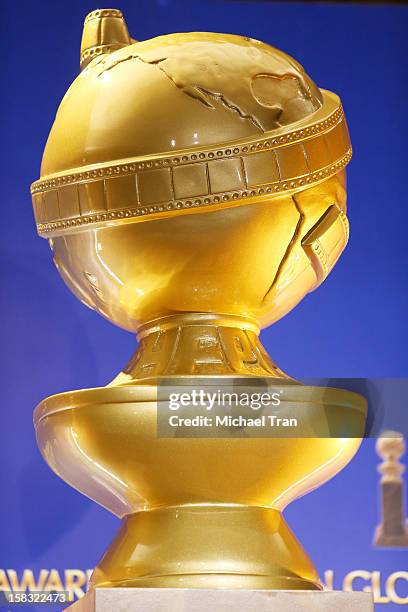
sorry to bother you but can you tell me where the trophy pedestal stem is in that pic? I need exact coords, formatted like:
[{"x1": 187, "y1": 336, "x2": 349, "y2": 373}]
[
  {"x1": 90, "y1": 504, "x2": 321, "y2": 590},
  {"x1": 112, "y1": 313, "x2": 291, "y2": 384}
]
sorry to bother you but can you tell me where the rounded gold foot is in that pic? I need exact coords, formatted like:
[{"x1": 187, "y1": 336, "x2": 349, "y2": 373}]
[{"x1": 91, "y1": 505, "x2": 322, "y2": 590}]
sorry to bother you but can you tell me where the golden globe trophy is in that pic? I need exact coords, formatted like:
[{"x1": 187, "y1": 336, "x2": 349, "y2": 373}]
[{"x1": 30, "y1": 9, "x2": 372, "y2": 611}]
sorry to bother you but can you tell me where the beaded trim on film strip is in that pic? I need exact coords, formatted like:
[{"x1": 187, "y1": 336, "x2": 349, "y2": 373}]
[{"x1": 31, "y1": 103, "x2": 351, "y2": 236}]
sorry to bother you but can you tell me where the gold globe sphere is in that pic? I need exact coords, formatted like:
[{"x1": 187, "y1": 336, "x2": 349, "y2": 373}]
[{"x1": 32, "y1": 23, "x2": 351, "y2": 356}]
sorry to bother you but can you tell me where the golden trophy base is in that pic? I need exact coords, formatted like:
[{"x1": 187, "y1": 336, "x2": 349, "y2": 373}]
[
  {"x1": 92, "y1": 505, "x2": 320, "y2": 590},
  {"x1": 35, "y1": 378, "x2": 366, "y2": 592},
  {"x1": 67, "y1": 588, "x2": 373, "y2": 612}
]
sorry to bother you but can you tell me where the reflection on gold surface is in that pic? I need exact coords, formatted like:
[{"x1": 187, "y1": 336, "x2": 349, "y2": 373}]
[{"x1": 31, "y1": 9, "x2": 365, "y2": 591}]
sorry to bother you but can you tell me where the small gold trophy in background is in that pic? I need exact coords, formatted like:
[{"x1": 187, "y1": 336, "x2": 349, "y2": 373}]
[
  {"x1": 374, "y1": 432, "x2": 408, "y2": 547},
  {"x1": 30, "y1": 8, "x2": 367, "y2": 601}
]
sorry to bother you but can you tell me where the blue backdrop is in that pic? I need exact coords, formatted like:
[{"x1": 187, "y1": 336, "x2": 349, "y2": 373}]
[{"x1": 1, "y1": 0, "x2": 407, "y2": 609}]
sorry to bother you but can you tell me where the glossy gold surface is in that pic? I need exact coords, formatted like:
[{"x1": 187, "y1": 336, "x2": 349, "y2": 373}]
[
  {"x1": 35, "y1": 384, "x2": 365, "y2": 589},
  {"x1": 31, "y1": 8, "x2": 364, "y2": 591},
  {"x1": 34, "y1": 385, "x2": 366, "y2": 515},
  {"x1": 49, "y1": 171, "x2": 348, "y2": 336},
  {"x1": 91, "y1": 506, "x2": 322, "y2": 589}
]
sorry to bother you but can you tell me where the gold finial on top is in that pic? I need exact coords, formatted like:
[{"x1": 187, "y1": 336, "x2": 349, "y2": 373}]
[{"x1": 80, "y1": 8, "x2": 131, "y2": 70}]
